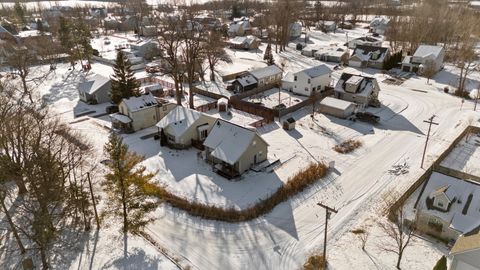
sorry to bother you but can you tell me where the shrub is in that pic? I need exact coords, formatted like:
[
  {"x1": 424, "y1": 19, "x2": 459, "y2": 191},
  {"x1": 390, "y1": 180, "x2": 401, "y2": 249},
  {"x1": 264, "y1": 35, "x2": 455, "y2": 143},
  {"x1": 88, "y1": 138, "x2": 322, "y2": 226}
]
[
  {"x1": 303, "y1": 254, "x2": 326, "y2": 270},
  {"x1": 143, "y1": 163, "x2": 328, "y2": 222},
  {"x1": 432, "y1": 256, "x2": 447, "y2": 270},
  {"x1": 333, "y1": 139, "x2": 362, "y2": 154}
]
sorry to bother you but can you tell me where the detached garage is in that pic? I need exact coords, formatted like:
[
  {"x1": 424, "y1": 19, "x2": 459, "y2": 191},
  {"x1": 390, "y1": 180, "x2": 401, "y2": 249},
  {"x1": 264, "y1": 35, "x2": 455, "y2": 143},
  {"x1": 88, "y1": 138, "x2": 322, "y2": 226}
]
[{"x1": 319, "y1": 97, "x2": 356, "y2": 119}]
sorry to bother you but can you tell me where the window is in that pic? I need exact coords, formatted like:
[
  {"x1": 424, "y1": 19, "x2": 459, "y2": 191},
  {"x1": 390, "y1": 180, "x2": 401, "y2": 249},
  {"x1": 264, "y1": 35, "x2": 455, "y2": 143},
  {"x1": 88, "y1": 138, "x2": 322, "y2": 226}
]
[
  {"x1": 437, "y1": 202, "x2": 444, "y2": 207},
  {"x1": 305, "y1": 87, "x2": 308, "y2": 91},
  {"x1": 308, "y1": 78, "x2": 311, "y2": 84},
  {"x1": 168, "y1": 135, "x2": 175, "y2": 142},
  {"x1": 294, "y1": 76, "x2": 297, "y2": 81},
  {"x1": 200, "y1": 129, "x2": 208, "y2": 140}
]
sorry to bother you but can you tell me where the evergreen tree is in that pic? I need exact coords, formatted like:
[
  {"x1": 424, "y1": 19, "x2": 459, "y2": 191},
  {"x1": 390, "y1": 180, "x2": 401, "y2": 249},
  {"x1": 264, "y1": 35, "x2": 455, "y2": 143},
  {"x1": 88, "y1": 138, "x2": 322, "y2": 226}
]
[
  {"x1": 264, "y1": 43, "x2": 275, "y2": 65},
  {"x1": 432, "y1": 256, "x2": 447, "y2": 270},
  {"x1": 231, "y1": 4, "x2": 241, "y2": 19},
  {"x1": 103, "y1": 134, "x2": 156, "y2": 233},
  {"x1": 14, "y1": 1, "x2": 26, "y2": 25},
  {"x1": 110, "y1": 51, "x2": 140, "y2": 104}
]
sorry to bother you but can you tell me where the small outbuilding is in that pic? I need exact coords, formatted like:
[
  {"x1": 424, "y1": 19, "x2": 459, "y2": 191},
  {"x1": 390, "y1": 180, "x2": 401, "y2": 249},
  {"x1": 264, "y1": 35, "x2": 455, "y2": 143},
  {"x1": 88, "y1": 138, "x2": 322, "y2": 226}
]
[
  {"x1": 319, "y1": 97, "x2": 356, "y2": 119},
  {"x1": 78, "y1": 74, "x2": 111, "y2": 104},
  {"x1": 283, "y1": 117, "x2": 296, "y2": 130},
  {"x1": 217, "y1": 98, "x2": 228, "y2": 112}
]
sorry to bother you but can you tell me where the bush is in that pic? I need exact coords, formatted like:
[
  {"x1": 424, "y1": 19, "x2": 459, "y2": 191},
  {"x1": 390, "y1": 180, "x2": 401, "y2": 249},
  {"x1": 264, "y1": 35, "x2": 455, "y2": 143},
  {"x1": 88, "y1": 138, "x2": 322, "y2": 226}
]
[
  {"x1": 333, "y1": 139, "x2": 362, "y2": 154},
  {"x1": 432, "y1": 255, "x2": 447, "y2": 270},
  {"x1": 143, "y1": 163, "x2": 328, "y2": 222},
  {"x1": 303, "y1": 254, "x2": 326, "y2": 270}
]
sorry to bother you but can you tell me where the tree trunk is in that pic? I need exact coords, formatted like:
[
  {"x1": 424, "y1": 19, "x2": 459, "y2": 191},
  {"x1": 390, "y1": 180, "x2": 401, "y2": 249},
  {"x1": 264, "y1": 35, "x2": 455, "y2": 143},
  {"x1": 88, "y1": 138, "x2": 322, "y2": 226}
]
[
  {"x1": 188, "y1": 81, "x2": 194, "y2": 109},
  {"x1": 40, "y1": 246, "x2": 49, "y2": 270},
  {"x1": 174, "y1": 78, "x2": 182, "y2": 106},
  {"x1": 121, "y1": 177, "x2": 128, "y2": 233},
  {"x1": 396, "y1": 251, "x2": 402, "y2": 269},
  {"x1": 14, "y1": 176, "x2": 27, "y2": 194},
  {"x1": 0, "y1": 195, "x2": 25, "y2": 254}
]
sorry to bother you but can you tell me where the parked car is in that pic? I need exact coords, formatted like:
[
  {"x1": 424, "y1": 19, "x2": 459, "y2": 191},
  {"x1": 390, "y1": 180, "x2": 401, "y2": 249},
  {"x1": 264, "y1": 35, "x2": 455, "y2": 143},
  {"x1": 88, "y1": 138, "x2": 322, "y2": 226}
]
[{"x1": 106, "y1": 105, "x2": 119, "y2": 114}]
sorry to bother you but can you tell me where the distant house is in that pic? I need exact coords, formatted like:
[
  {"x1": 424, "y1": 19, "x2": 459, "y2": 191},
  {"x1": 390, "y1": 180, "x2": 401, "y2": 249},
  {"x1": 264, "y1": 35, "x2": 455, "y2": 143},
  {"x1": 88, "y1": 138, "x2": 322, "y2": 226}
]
[
  {"x1": 139, "y1": 25, "x2": 158, "y2": 37},
  {"x1": 104, "y1": 16, "x2": 120, "y2": 30},
  {"x1": 248, "y1": 65, "x2": 283, "y2": 88},
  {"x1": 130, "y1": 39, "x2": 159, "y2": 59},
  {"x1": 349, "y1": 45, "x2": 390, "y2": 69},
  {"x1": 313, "y1": 47, "x2": 349, "y2": 63},
  {"x1": 232, "y1": 74, "x2": 258, "y2": 92},
  {"x1": 415, "y1": 172, "x2": 480, "y2": 243},
  {"x1": 78, "y1": 74, "x2": 111, "y2": 104},
  {"x1": 204, "y1": 119, "x2": 268, "y2": 178},
  {"x1": 401, "y1": 45, "x2": 445, "y2": 74},
  {"x1": 334, "y1": 73, "x2": 380, "y2": 108},
  {"x1": 347, "y1": 36, "x2": 382, "y2": 49},
  {"x1": 283, "y1": 65, "x2": 332, "y2": 96},
  {"x1": 228, "y1": 17, "x2": 250, "y2": 37},
  {"x1": 111, "y1": 93, "x2": 176, "y2": 133},
  {"x1": 156, "y1": 107, "x2": 216, "y2": 149},
  {"x1": 289, "y1": 22, "x2": 302, "y2": 39},
  {"x1": 369, "y1": 17, "x2": 390, "y2": 35},
  {"x1": 227, "y1": 35, "x2": 260, "y2": 50},
  {"x1": 319, "y1": 97, "x2": 356, "y2": 119},
  {"x1": 16, "y1": 30, "x2": 53, "y2": 45},
  {"x1": 316, "y1": 21, "x2": 336, "y2": 32},
  {"x1": 450, "y1": 229, "x2": 480, "y2": 270}
]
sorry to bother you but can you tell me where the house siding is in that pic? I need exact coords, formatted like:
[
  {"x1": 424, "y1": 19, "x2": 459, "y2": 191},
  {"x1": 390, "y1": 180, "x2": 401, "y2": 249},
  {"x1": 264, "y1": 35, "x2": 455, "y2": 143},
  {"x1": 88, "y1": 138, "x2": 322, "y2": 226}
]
[
  {"x1": 292, "y1": 72, "x2": 331, "y2": 96},
  {"x1": 237, "y1": 135, "x2": 268, "y2": 173}
]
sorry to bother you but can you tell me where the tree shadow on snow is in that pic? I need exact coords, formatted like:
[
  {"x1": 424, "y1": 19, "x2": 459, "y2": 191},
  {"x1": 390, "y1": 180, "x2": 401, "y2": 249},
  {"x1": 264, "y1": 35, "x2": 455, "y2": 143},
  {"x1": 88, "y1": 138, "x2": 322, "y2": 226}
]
[{"x1": 42, "y1": 69, "x2": 85, "y2": 104}]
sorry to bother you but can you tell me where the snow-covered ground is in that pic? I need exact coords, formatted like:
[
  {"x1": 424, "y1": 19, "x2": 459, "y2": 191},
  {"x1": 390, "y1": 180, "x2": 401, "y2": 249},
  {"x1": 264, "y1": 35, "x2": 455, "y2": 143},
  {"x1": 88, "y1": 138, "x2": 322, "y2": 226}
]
[
  {"x1": 440, "y1": 132, "x2": 480, "y2": 177},
  {"x1": 243, "y1": 88, "x2": 308, "y2": 109},
  {"x1": 2, "y1": 21, "x2": 480, "y2": 269}
]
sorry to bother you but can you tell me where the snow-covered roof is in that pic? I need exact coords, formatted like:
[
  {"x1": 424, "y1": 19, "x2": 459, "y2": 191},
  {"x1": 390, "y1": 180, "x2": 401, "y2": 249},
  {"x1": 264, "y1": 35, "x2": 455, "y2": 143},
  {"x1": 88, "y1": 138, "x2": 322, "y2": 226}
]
[
  {"x1": 417, "y1": 172, "x2": 480, "y2": 235},
  {"x1": 352, "y1": 45, "x2": 389, "y2": 62},
  {"x1": 110, "y1": 113, "x2": 132, "y2": 124},
  {"x1": 334, "y1": 73, "x2": 377, "y2": 97},
  {"x1": 235, "y1": 75, "x2": 257, "y2": 87},
  {"x1": 204, "y1": 119, "x2": 266, "y2": 165},
  {"x1": 413, "y1": 45, "x2": 444, "y2": 59},
  {"x1": 228, "y1": 35, "x2": 258, "y2": 46},
  {"x1": 249, "y1": 65, "x2": 282, "y2": 80},
  {"x1": 370, "y1": 17, "x2": 390, "y2": 28},
  {"x1": 430, "y1": 185, "x2": 456, "y2": 202},
  {"x1": 298, "y1": 64, "x2": 332, "y2": 78},
  {"x1": 320, "y1": 97, "x2": 355, "y2": 111},
  {"x1": 156, "y1": 106, "x2": 204, "y2": 137},
  {"x1": 282, "y1": 72, "x2": 294, "y2": 83},
  {"x1": 314, "y1": 47, "x2": 347, "y2": 58},
  {"x1": 122, "y1": 93, "x2": 158, "y2": 113},
  {"x1": 78, "y1": 74, "x2": 110, "y2": 95},
  {"x1": 16, "y1": 30, "x2": 51, "y2": 38}
]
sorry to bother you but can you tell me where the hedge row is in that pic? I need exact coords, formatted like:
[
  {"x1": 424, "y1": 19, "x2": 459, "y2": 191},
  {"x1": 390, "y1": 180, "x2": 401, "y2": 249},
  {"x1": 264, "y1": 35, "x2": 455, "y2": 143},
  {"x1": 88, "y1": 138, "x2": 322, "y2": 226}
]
[{"x1": 143, "y1": 163, "x2": 328, "y2": 222}]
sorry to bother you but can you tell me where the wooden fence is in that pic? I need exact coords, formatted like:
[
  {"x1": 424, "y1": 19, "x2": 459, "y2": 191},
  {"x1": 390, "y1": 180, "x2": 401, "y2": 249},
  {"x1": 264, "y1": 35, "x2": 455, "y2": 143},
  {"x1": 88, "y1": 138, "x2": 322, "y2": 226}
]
[
  {"x1": 195, "y1": 101, "x2": 217, "y2": 112},
  {"x1": 229, "y1": 97, "x2": 276, "y2": 123},
  {"x1": 277, "y1": 88, "x2": 335, "y2": 118}
]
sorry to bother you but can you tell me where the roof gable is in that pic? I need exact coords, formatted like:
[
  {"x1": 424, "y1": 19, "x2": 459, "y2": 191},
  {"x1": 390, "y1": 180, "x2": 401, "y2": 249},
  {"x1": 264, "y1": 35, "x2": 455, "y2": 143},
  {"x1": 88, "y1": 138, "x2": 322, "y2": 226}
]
[
  {"x1": 78, "y1": 74, "x2": 110, "y2": 95},
  {"x1": 121, "y1": 93, "x2": 158, "y2": 112},
  {"x1": 249, "y1": 65, "x2": 282, "y2": 80},
  {"x1": 297, "y1": 64, "x2": 332, "y2": 78}
]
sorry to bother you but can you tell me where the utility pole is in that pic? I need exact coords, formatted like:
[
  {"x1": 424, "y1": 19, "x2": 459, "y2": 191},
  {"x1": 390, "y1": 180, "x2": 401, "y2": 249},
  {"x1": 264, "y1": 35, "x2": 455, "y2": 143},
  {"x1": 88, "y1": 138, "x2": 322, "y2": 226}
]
[
  {"x1": 421, "y1": 115, "x2": 439, "y2": 169},
  {"x1": 317, "y1": 202, "x2": 338, "y2": 269},
  {"x1": 87, "y1": 172, "x2": 100, "y2": 229},
  {"x1": 474, "y1": 89, "x2": 479, "y2": 111}
]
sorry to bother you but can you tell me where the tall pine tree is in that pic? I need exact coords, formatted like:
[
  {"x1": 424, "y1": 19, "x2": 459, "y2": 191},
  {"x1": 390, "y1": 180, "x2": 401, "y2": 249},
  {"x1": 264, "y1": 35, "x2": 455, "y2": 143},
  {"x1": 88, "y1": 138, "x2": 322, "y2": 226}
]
[
  {"x1": 264, "y1": 43, "x2": 275, "y2": 66},
  {"x1": 110, "y1": 51, "x2": 140, "y2": 104},
  {"x1": 103, "y1": 134, "x2": 156, "y2": 233}
]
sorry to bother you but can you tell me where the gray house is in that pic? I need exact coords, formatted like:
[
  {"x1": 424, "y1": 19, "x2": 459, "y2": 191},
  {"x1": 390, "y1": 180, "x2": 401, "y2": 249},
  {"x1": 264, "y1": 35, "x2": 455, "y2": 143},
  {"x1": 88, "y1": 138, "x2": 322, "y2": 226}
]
[
  {"x1": 334, "y1": 73, "x2": 380, "y2": 108},
  {"x1": 204, "y1": 119, "x2": 268, "y2": 178},
  {"x1": 78, "y1": 74, "x2": 111, "y2": 104},
  {"x1": 450, "y1": 229, "x2": 480, "y2": 270},
  {"x1": 248, "y1": 65, "x2": 283, "y2": 88},
  {"x1": 349, "y1": 45, "x2": 390, "y2": 69}
]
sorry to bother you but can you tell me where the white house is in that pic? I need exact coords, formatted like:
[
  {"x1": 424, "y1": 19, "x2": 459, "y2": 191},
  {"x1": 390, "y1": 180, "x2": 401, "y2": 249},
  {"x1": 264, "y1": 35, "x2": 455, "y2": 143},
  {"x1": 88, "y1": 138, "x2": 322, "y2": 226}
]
[
  {"x1": 314, "y1": 47, "x2": 349, "y2": 64},
  {"x1": 283, "y1": 65, "x2": 332, "y2": 96},
  {"x1": 248, "y1": 65, "x2": 283, "y2": 88},
  {"x1": 450, "y1": 229, "x2": 480, "y2": 270},
  {"x1": 401, "y1": 45, "x2": 445, "y2": 74},
  {"x1": 78, "y1": 74, "x2": 111, "y2": 104},
  {"x1": 316, "y1": 21, "x2": 336, "y2": 32},
  {"x1": 349, "y1": 45, "x2": 390, "y2": 69},
  {"x1": 227, "y1": 35, "x2": 260, "y2": 50},
  {"x1": 130, "y1": 39, "x2": 159, "y2": 59},
  {"x1": 369, "y1": 17, "x2": 390, "y2": 35},
  {"x1": 289, "y1": 22, "x2": 302, "y2": 39},
  {"x1": 110, "y1": 93, "x2": 176, "y2": 133},
  {"x1": 204, "y1": 119, "x2": 268, "y2": 178},
  {"x1": 334, "y1": 73, "x2": 381, "y2": 108},
  {"x1": 228, "y1": 17, "x2": 250, "y2": 37},
  {"x1": 347, "y1": 36, "x2": 383, "y2": 49},
  {"x1": 156, "y1": 107, "x2": 216, "y2": 149}
]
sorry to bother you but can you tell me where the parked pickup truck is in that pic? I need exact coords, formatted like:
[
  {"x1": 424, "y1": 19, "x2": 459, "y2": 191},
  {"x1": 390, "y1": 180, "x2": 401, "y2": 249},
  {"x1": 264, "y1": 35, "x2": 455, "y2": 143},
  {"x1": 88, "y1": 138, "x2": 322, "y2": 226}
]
[{"x1": 354, "y1": 112, "x2": 380, "y2": 124}]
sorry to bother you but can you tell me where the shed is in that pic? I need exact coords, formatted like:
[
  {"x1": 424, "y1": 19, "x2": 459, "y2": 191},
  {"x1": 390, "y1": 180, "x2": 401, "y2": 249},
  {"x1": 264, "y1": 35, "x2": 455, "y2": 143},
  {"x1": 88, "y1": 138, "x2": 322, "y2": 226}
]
[
  {"x1": 217, "y1": 98, "x2": 228, "y2": 112},
  {"x1": 283, "y1": 117, "x2": 296, "y2": 130},
  {"x1": 319, "y1": 97, "x2": 356, "y2": 119}
]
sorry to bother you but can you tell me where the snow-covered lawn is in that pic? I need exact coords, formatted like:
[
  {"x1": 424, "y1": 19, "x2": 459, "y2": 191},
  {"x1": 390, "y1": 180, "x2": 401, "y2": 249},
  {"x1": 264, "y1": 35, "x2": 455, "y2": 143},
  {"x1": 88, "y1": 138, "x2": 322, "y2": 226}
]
[
  {"x1": 243, "y1": 88, "x2": 308, "y2": 109},
  {"x1": 440, "y1": 131, "x2": 480, "y2": 178}
]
